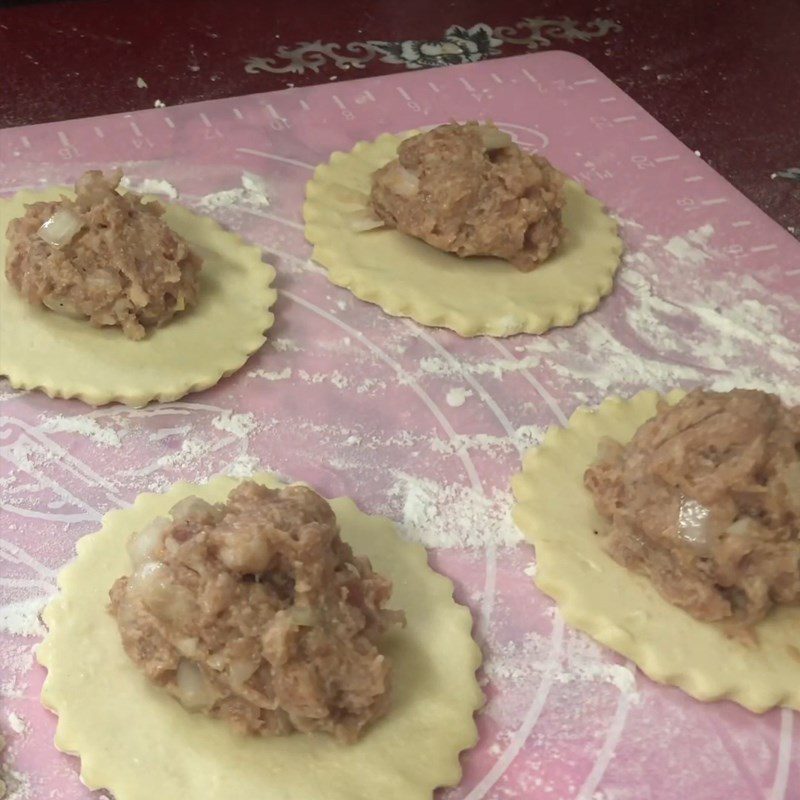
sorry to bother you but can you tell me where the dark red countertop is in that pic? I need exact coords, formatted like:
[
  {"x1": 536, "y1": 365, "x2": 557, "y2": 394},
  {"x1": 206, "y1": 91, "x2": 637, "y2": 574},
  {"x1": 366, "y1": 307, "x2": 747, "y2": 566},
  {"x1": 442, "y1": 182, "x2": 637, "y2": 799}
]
[{"x1": 1, "y1": 0, "x2": 798, "y2": 234}]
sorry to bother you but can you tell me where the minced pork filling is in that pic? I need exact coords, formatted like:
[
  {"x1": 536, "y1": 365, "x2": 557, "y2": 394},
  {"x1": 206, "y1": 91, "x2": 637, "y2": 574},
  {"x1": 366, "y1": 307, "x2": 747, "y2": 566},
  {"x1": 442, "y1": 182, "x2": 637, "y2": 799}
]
[
  {"x1": 584, "y1": 389, "x2": 800, "y2": 631},
  {"x1": 369, "y1": 121, "x2": 565, "y2": 272},
  {"x1": 5, "y1": 169, "x2": 201, "y2": 340},
  {"x1": 109, "y1": 482, "x2": 405, "y2": 743}
]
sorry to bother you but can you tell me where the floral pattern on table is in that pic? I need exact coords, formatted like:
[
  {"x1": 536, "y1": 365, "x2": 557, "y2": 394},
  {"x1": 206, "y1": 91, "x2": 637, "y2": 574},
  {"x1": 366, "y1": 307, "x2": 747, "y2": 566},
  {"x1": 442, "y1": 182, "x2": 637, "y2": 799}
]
[{"x1": 245, "y1": 17, "x2": 621, "y2": 75}]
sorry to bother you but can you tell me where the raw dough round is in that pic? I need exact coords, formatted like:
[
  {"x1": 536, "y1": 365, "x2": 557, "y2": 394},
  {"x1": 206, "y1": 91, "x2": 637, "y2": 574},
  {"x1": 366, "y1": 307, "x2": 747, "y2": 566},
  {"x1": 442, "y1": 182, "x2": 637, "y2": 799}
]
[
  {"x1": 512, "y1": 390, "x2": 800, "y2": 713},
  {"x1": 37, "y1": 474, "x2": 483, "y2": 800},
  {"x1": 303, "y1": 132, "x2": 623, "y2": 337},
  {"x1": 0, "y1": 188, "x2": 277, "y2": 406}
]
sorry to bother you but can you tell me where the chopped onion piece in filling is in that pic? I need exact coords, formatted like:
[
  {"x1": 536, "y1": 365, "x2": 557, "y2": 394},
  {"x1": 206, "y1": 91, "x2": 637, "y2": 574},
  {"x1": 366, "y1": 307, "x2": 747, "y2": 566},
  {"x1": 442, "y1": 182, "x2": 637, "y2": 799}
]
[
  {"x1": 389, "y1": 166, "x2": 420, "y2": 197},
  {"x1": 41, "y1": 295, "x2": 81, "y2": 318},
  {"x1": 345, "y1": 209, "x2": 386, "y2": 232},
  {"x1": 677, "y1": 497, "x2": 711, "y2": 549},
  {"x1": 127, "y1": 517, "x2": 171, "y2": 567},
  {"x1": 479, "y1": 126, "x2": 513, "y2": 151},
  {"x1": 37, "y1": 209, "x2": 84, "y2": 248},
  {"x1": 175, "y1": 659, "x2": 219, "y2": 710}
]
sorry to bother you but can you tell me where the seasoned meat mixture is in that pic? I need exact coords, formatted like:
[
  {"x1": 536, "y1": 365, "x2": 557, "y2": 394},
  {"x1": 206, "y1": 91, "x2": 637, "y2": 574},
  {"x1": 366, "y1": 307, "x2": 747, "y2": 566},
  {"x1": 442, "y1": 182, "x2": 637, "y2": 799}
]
[
  {"x1": 370, "y1": 122, "x2": 565, "y2": 271},
  {"x1": 5, "y1": 169, "x2": 201, "y2": 340},
  {"x1": 109, "y1": 482, "x2": 405, "y2": 742},
  {"x1": 585, "y1": 389, "x2": 800, "y2": 632}
]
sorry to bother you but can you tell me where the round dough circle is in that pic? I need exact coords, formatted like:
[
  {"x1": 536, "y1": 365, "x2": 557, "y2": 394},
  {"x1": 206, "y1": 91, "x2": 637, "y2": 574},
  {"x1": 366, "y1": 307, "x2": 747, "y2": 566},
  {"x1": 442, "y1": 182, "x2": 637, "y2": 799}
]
[
  {"x1": 303, "y1": 132, "x2": 623, "y2": 337},
  {"x1": 37, "y1": 473, "x2": 483, "y2": 800},
  {"x1": 512, "y1": 390, "x2": 800, "y2": 713},
  {"x1": 0, "y1": 188, "x2": 277, "y2": 406}
]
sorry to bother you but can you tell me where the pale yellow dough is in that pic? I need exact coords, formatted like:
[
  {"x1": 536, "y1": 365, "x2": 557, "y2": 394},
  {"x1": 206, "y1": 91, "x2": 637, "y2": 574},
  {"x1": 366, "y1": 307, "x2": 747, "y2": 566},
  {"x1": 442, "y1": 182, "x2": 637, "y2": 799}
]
[
  {"x1": 0, "y1": 188, "x2": 277, "y2": 406},
  {"x1": 37, "y1": 473, "x2": 483, "y2": 800},
  {"x1": 303, "y1": 132, "x2": 623, "y2": 337},
  {"x1": 512, "y1": 390, "x2": 800, "y2": 712}
]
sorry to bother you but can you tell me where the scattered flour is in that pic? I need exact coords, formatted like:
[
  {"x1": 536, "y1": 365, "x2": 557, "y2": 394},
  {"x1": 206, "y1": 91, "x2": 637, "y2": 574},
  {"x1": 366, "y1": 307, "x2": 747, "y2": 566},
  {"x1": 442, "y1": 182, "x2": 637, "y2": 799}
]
[
  {"x1": 271, "y1": 338, "x2": 302, "y2": 352},
  {"x1": 298, "y1": 369, "x2": 349, "y2": 389},
  {"x1": 240, "y1": 171, "x2": 270, "y2": 204},
  {"x1": 664, "y1": 235, "x2": 709, "y2": 266},
  {"x1": 248, "y1": 367, "x2": 292, "y2": 381},
  {"x1": 6, "y1": 713, "x2": 25, "y2": 735},
  {"x1": 135, "y1": 76, "x2": 147, "y2": 88},
  {"x1": 514, "y1": 424, "x2": 546, "y2": 449},
  {"x1": 0, "y1": 598, "x2": 48, "y2": 638},
  {"x1": 210, "y1": 411, "x2": 257, "y2": 438},
  {"x1": 662, "y1": 224, "x2": 714, "y2": 267},
  {"x1": 39, "y1": 415, "x2": 121, "y2": 448},
  {"x1": 154, "y1": 99, "x2": 166, "y2": 108},
  {"x1": 387, "y1": 473, "x2": 521, "y2": 549},
  {"x1": 1, "y1": 766, "x2": 31, "y2": 800},
  {"x1": 148, "y1": 437, "x2": 218, "y2": 475},
  {"x1": 431, "y1": 433, "x2": 517, "y2": 455},
  {"x1": 356, "y1": 377, "x2": 386, "y2": 394},
  {"x1": 446, "y1": 387, "x2": 473, "y2": 407},
  {"x1": 119, "y1": 176, "x2": 178, "y2": 199},
  {"x1": 226, "y1": 453, "x2": 264, "y2": 479},
  {"x1": 419, "y1": 354, "x2": 541, "y2": 381},
  {"x1": 514, "y1": 219, "x2": 800, "y2": 405},
  {"x1": 432, "y1": 424, "x2": 544, "y2": 455},
  {"x1": 486, "y1": 628, "x2": 638, "y2": 699},
  {"x1": 197, "y1": 171, "x2": 270, "y2": 210}
]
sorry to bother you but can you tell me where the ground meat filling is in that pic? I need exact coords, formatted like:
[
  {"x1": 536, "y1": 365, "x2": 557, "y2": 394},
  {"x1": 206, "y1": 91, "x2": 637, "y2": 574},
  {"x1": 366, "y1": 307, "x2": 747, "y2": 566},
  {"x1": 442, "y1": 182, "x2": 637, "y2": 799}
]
[
  {"x1": 369, "y1": 122, "x2": 565, "y2": 272},
  {"x1": 585, "y1": 389, "x2": 800, "y2": 632},
  {"x1": 109, "y1": 482, "x2": 405, "y2": 742},
  {"x1": 5, "y1": 170, "x2": 201, "y2": 340}
]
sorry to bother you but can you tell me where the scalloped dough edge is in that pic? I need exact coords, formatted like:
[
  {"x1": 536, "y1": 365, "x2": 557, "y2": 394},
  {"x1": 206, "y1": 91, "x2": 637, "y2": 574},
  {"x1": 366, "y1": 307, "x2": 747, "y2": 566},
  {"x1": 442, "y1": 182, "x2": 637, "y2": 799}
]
[
  {"x1": 37, "y1": 473, "x2": 483, "y2": 800},
  {"x1": 0, "y1": 189, "x2": 277, "y2": 406},
  {"x1": 303, "y1": 132, "x2": 623, "y2": 337},
  {"x1": 512, "y1": 390, "x2": 800, "y2": 713}
]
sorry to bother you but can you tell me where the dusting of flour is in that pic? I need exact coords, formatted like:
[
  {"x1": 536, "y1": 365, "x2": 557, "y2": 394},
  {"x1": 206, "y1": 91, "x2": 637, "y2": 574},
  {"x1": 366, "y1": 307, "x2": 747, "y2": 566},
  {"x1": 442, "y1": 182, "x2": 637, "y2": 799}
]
[
  {"x1": 197, "y1": 171, "x2": 270, "y2": 210},
  {"x1": 446, "y1": 387, "x2": 473, "y2": 407},
  {"x1": 119, "y1": 176, "x2": 178, "y2": 199},
  {"x1": 387, "y1": 473, "x2": 522, "y2": 548},
  {"x1": 513, "y1": 222, "x2": 800, "y2": 406},
  {"x1": 39, "y1": 415, "x2": 121, "y2": 448}
]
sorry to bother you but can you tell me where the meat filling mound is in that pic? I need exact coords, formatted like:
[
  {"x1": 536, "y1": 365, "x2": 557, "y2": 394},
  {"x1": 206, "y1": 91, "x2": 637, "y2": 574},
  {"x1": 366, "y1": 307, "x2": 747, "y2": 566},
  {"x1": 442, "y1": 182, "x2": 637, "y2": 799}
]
[
  {"x1": 109, "y1": 482, "x2": 405, "y2": 742},
  {"x1": 369, "y1": 121, "x2": 565, "y2": 271},
  {"x1": 585, "y1": 389, "x2": 800, "y2": 631},
  {"x1": 5, "y1": 169, "x2": 201, "y2": 340}
]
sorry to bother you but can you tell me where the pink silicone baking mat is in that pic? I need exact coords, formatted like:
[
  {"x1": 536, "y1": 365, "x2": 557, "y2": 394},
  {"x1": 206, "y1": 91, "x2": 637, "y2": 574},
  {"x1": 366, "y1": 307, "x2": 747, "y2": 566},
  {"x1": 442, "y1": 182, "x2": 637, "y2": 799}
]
[{"x1": 1, "y1": 51, "x2": 799, "y2": 800}]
